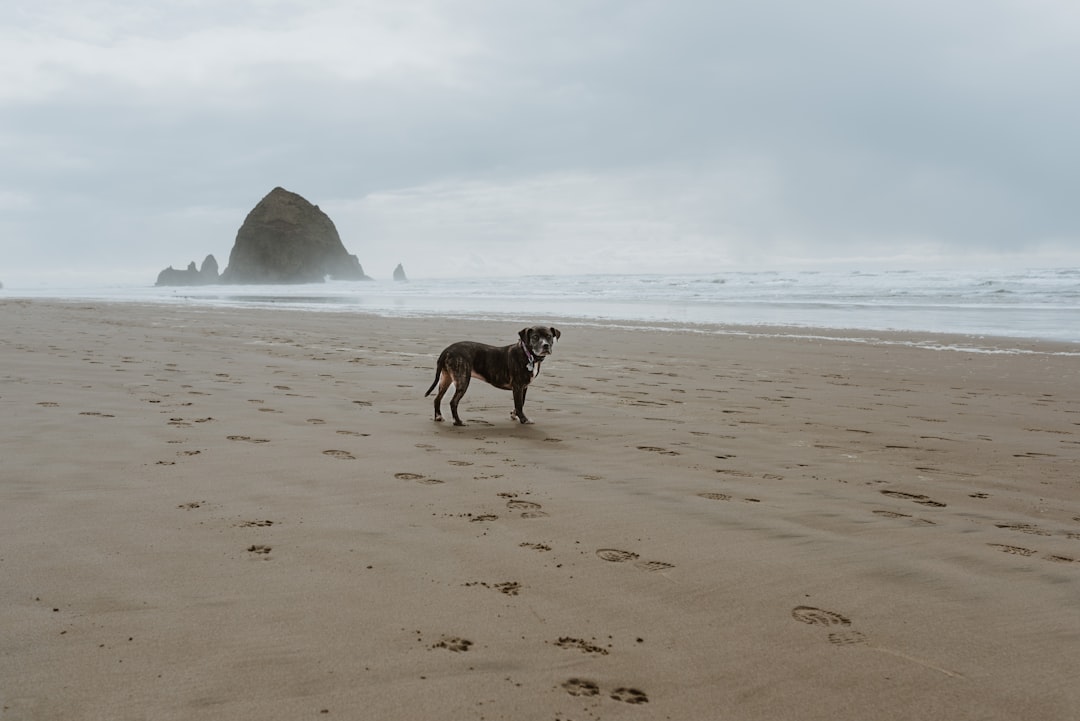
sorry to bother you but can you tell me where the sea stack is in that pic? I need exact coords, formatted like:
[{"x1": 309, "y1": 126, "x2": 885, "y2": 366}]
[
  {"x1": 220, "y1": 187, "x2": 371, "y2": 284},
  {"x1": 393, "y1": 263, "x2": 408, "y2": 282},
  {"x1": 155, "y1": 255, "x2": 220, "y2": 286}
]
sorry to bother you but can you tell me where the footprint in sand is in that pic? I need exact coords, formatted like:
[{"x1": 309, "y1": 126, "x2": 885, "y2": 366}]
[
  {"x1": 596, "y1": 549, "x2": 674, "y2": 570},
  {"x1": 519, "y1": 542, "x2": 552, "y2": 552},
  {"x1": 793, "y1": 606, "x2": 872, "y2": 650},
  {"x1": 247, "y1": 544, "x2": 271, "y2": 556},
  {"x1": 995, "y1": 522, "x2": 1052, "y2": 536},
  {"x1": 506, "y1": 499, "x2": 548, "y2": 518},
  {"x1": 464, "y1": 581, "x2": 521, "y2": 596},
  {"x1": 880, "y1": 490, "x2": 946, "y2": 507},
  {"x1": 394, "y1": 472, "x2": 444, "y2": 485},
  {"x1": 791, "y1": 606, "x2": 852, "y2": 627},
  {"x1": 873, "y1": 510, "x2": 936, "y2": 525},
  {"x1": 322, "y1": 449, "x2": 356, "y2": 460},
  {"x1": 987, "y1": 544, "x2": 1076, "y2": 563},
  {"x1": 828, "y1": 631, "x2": 869, "y2": 646},
  {"x1": 432, "y1": 637, "x2": 472, "y2": 652},
  {"x1": 37, "y1": 402, "x2": 60, "y2": 407},
  {"x1": 307, "y1": 419, "x2": 326, "y2": 424},
  {"x1": 554, "y1": 637, "x2": 609, "y2": 655},
  {"x1": 610, "y1": 688, "x2": 649, "y2": 704},
  {"x1": 637, "y1": 445, "x2": 680, "y2": 456},
  {"x1": 698, "y1": 492, "x2": 733, "y2": 501},
  {"x1": 562, "y1": 679, "x2": 600, "y2": 697},
  {"x1": 239, "y1": 520, "x2": 274, "y2": 527},
  {"x1": 227, "y1": 435, "x2": 270, "y2": 444},
  {"x1": 988, "y1": 543, "x2": 1037, "y2": 556}
]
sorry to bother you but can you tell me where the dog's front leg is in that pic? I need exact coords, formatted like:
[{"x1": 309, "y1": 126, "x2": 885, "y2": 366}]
[{"x1": 511, "y1": 385, "x2": 532, "y2": 424}]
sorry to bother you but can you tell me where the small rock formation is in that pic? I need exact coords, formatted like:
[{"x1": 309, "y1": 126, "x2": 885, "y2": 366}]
[
  {"x1": 393, "y1": 263, "x2": 408, "y2": 282},
  {"x1": 219, "y1": 187, "x2": 370, "y2": 284},
  {"x1": 156, "y1": 255, "x2": 220, "y2": 286},
  {"x1": 200, "y1": 254, "x2": 219, "y2": 281}
]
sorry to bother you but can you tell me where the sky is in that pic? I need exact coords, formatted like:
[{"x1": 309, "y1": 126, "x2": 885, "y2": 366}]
[{"x1": 2, "y1": 0, "x2": 1079, "y2": 284}]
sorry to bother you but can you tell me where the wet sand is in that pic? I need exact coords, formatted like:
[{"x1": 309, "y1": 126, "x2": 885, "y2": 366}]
[{"x1": 2, "y1": 299, "x2": 1079, "y2": 720}]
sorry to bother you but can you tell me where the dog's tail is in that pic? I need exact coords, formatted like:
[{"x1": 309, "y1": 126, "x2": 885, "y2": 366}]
[{"x1": 424, "y1": 364, "x2": 441, "y2": 397}]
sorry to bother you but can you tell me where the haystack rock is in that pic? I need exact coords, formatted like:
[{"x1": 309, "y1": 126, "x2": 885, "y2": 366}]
[
  {"x1": 220, "y1": 187, "x2": 370, "y2": 284},
  {"x1": 156, "y1": 254, "x2": 220, "y2": 286},
  {"x1": 393, "y1": 263, "x2": 408, "y2": 281}
]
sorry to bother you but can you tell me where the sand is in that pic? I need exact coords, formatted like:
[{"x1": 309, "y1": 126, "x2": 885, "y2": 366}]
[{"x1": 2, "y1": 299, "x2": 1079, "y2": 720}]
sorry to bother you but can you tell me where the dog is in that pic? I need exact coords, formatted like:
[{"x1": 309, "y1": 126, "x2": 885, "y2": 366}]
[{"x1": 425, "y1": 326, "x2": 561, "y2": 426}]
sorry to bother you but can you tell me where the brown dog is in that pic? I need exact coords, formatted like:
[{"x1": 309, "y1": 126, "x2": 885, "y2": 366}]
[{"x1": 425, "y1": 326, "x2": 561, "y2": 426}]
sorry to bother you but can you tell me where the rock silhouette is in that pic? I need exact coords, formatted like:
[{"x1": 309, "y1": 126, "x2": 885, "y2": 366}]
[
  {"x1": 220, "y1": 187, "x2": 370, "y2": 284},
  {"x1": 155, "y1": 255, "x2": 220, "y2": 286}
]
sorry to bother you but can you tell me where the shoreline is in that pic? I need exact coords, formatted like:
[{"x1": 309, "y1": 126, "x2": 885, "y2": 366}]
[
  {"x1": 3, "y1": 300, "x2": 1079, "y2": 720},
  {"x1": 3, "y1": 266, "x2": 1079, "y2": 346},
  {"x1": 7, "y1": 296, "x2": 1080, "y2": 356}
]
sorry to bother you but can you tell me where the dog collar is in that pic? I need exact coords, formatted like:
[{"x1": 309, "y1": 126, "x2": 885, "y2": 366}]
[{"x1": 520, "y1": 340, "x2": 538, "y2": 376}]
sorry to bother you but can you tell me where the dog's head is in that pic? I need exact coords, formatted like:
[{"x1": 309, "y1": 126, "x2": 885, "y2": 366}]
[{"x1": 519, "y1": 326, "x2": 561, "y2": 357}]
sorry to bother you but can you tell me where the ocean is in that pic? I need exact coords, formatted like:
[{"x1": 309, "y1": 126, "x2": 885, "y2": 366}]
[{"x1": 4, "y1": 268, "x2": 1079, "y2": 350}]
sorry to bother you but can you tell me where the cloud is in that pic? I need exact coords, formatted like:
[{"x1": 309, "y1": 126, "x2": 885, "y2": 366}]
[
  {"x1": 1, "y1": 1, "x2": 475, "y2": 102},
  {"x1": 1, "y1": 0, "x2": 1078, "y2": 284}
]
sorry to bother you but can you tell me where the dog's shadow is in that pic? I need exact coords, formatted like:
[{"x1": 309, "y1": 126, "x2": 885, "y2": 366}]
[{"x1": 431, "y1": 419, "x2": 549, "y2": 439}]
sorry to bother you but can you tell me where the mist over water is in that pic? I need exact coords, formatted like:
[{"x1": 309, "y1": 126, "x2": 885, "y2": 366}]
[{"x1": 4, "y1": 269, "x2": 1079, "y2": 346}]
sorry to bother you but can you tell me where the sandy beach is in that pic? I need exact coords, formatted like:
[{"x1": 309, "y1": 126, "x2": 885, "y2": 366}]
[{"x1": 2, "y1": 299, "x2": 1079, "y2": 720}]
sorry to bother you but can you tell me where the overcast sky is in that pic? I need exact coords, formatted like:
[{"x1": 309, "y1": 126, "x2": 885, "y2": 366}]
[{"x1": 3, "y1": 0, "x2": 1078, "y2": 284}]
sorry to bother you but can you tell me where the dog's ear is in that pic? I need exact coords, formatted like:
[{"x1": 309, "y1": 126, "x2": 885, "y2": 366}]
[
  {"x1": 550, "y1": 327, "x2": 561, "y2": 341},
  {"x1": 519, "y1": 327, "x2": 532, "y2": 343}
]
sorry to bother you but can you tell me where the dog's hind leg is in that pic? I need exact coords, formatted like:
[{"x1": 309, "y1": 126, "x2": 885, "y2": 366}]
[
  {"x1": 432, "y1": 371, "x2": 454, "y2": 422},
  {"x1": 448, "y1": 376, "x2": 470, "y2": 426}
]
